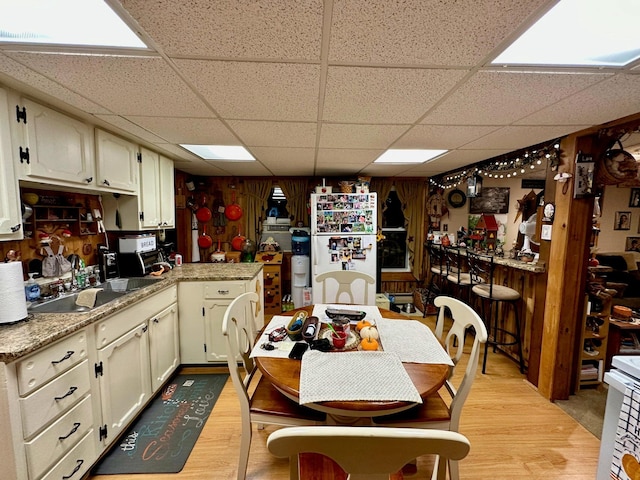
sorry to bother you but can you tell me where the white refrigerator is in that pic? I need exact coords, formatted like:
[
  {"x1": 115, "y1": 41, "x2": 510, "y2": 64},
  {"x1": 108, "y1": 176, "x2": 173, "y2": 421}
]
[{"x1": 310, "y1": 192, "x2": 377, "y2": 305}]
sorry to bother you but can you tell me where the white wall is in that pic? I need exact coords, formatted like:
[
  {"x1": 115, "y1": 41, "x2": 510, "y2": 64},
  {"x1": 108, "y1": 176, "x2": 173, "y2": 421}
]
[
  {"x1": 597, "y1": 185, "x2": 638, "y2": 253},
  {"x1": 437, "y1": 175, "x2": 544, "y2": 253}
]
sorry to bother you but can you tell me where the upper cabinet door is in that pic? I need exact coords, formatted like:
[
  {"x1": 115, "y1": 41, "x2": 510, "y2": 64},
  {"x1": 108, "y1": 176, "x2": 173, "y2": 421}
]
[
  {"x1": 95, "y1": 128, "x2": 139, "y2": 193},
  {"x1": 0, "y1": 88, "x2": 23, "y2": 239},
  {"x1": 16, "y1": 99, "x2": 95, "y2": 187},
  {"x1": 159, "y1": 154, "x2": 175, "y2": 228},
  {"x1": 139, "y1": 147, "x2": 161, "y2": 229}
]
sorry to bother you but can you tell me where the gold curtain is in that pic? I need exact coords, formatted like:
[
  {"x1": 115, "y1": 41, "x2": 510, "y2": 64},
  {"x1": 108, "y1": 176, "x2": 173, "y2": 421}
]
[
  {"x1": 243, "y1": 179, "x2": 273, "y2": 241},
  {"x1": 395, "y1": 180, "x2": 427, "y2": 281},
  {"x1": 279, "y1": 179, "x2": 311, "y2": 227},
  {"x1": 369, "y1": 178, "x2": 394, "y2": 228}
]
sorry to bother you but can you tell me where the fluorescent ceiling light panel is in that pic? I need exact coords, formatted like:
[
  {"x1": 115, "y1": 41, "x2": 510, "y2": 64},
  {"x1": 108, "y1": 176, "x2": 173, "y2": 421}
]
[
  {"x1": 181, "y1": 144, "x2": 256, "y2": 161},
  {"x1": 0, "y1": 0, "x2": 147, "y2": 48},
  {"x1": 492, "y1": 0, "x2": 640, "y2": 67},
  {"x1": 374, "y1": 149, "x2": 447, "y2": 164}
]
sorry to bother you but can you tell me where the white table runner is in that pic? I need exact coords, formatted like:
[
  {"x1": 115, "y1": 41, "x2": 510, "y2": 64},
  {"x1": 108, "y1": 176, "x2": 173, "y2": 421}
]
[
  {"x1": 376, "y1": 318, "x2": 454, "y2": 365},
  {"x1": 611, "y1": 382, "x2": 640, "y2": 479},
  {"x1": 299, "y1": 350, "x2": 422, "y2": 405}
]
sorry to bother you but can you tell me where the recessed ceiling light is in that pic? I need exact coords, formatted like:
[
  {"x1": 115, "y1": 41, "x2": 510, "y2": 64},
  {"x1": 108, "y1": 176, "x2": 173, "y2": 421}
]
[
  {"x1": 0, "y1": 0, "x2": 147, "y2": 49},
  {"x1": 493, "y1": 0, "x2": 640, "y2": 67},
  {"x1": 374, "y1": 149, "x2": 447, "y2": 164},
  {"x1": 180, "y1": 145, "x2": 256, "y2": 161}
]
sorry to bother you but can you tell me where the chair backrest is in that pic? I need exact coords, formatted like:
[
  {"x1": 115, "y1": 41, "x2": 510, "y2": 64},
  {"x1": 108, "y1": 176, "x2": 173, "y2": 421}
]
[
  {"x1": 267, "y1": 426, "x2": 470, "y2": 480},
  {"x1": 428, "y1": 242, "x2": 445, "y2": 274},
  {"x1": 433, "y1": 295, "x2": 488, "y2": 431},
  {"x1": 221, "y1": 292, "x2": 261, "y2": 419},
  {"x1": 444, "y1": 246, "x2": 464, "y2": 282},
  {"x1": 466, "y1": 251, "x2": 495, "y2": 295},
  {"x1": 315, "y1": 271, "x2": 375, "y2": 304}
]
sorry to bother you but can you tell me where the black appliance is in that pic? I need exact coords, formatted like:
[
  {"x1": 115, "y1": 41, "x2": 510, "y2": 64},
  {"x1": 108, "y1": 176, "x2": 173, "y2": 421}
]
[
  {"x1": 98, "y1": 246, "x2": 119, "y2": 282},
  {"x1": 118, "y1": 251, "x2": 160, "y2": 277}
]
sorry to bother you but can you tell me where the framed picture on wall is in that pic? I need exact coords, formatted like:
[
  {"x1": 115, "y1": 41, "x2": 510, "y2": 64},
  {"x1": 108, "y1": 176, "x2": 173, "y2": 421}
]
[
  {"x1": 469, "y1": 187, "x2": 510, "y2": 214},
  {"x1": 631, "y1": 188, "x2": 640, "y2": 207},
  {"x1": 626, "y1": 237, "x2": 640, "y2": 252},
  {"x1": 615, "y1": 211, "x2": 631, "y2": 230}
]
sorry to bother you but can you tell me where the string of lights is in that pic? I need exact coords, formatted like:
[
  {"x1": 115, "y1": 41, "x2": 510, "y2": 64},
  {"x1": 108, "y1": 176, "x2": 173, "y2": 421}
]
[{"x1": 429, "y1": 139, "x2": 563, "y2": 190}]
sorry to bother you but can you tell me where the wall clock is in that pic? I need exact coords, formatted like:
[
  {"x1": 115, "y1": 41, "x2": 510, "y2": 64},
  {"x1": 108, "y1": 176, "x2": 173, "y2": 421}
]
[{"x1": 543, "y1": 202, "x2": 555, "y2": 222}]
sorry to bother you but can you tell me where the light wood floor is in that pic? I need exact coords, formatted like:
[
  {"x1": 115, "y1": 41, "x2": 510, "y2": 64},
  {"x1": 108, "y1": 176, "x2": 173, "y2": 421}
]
[{"x1": 89, "y1": 315, "x2": 601, "y2": 479}]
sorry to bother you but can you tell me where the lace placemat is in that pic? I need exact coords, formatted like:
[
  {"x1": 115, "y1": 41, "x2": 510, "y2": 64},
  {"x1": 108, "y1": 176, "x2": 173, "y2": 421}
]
[
  {"x1": 376, "y1": 318, "x2": 454, "y2": 365},
  {"x1": 299, "y1": 350, "x2": 422, "y2": 405}
]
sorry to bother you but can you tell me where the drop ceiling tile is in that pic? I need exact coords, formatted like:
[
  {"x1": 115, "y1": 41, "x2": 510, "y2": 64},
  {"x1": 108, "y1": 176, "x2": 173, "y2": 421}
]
[
  {"x1": 319, "y1": 124, "x2": 408, "y2": 149},
  {"x1": 0, "y1": 53, "x2": 110, "y2": 114},
  {"x1": 323, "y1": 66, "x2": 467, "y2": 124},
  {"x1": 316, "y1": 148, "x2": 383, "y2": 166},
  {"x1": 360, "y1": 163, "x2": 424, "y2": 177},
  {"x1": 152, "y1": 143, "x2": 209, "y2": 162},
  {"x1": 250, "y1": 147, "x2": 316, "y2": 174},
  {"x1": 394, "y1": 125, "x2": 502, "y2": 149},
  {"x1": 462, "y1": 125, "x2": 591, "y2": 150},
  {"x1": 212, "y1": 161, "x2": 273, "y2": 176},
  {"x1": 3, "y1": 52, "x2": 213, "y2": 117},
  {"x1": 518, "y1": 74, "x2": 640, "y2": 126},
  {"x1": 227, "y1": 121, "x2": 317, "y2": 147},
  {"x1": 407, "y1": 149, "x2": 512, "y2": 176},
  {"x1": 421, "y1": 70, "x2": 611, "y2": 125},
  {"x1": 94, "y1": 115, "x2": 167, "y2": 143},
  {"x1": 120, "y1": 0, "x2": 323, "y2": 60},
  {"x1": 329, "y1": 0, "x2": 550, "y2": 66},
  {"x1": 174, "y1": 60, "x2": 320, "y2": 121},
  {"x1": 125, "y1": 116, "x2": 240, "y2": 144}
]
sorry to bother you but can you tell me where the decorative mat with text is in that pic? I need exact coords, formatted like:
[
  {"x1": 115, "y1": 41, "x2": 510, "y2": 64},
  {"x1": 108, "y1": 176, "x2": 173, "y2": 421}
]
[{"x1": 93, "y1": 373, "x2": 228, "y2": 475}]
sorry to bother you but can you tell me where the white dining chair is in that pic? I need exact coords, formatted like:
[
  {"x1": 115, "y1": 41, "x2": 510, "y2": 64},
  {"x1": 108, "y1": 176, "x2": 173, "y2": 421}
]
[
  {"x1": 315, "y1": 270, "x2": 375, "y2": 304},
  {"x1": 267, "y1": 425, "x2": 470, "y2": 480},
  {"x1": 373, "y1": 295, "x2": 488, "y2": 480},
  {"x1": 222, "y1": 292, "x2": 326, "y2": 480}
]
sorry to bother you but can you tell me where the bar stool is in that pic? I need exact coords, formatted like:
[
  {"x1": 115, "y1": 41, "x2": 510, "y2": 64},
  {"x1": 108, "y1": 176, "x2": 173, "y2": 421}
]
[
  {"x1": 444, "y1": 246, "x2": 473, "y2": 304},
  {"x1": 427, "y1": 242, "x2": 448, "y2": 297},
  {"x1": 467, "y1": 251, "x2": 525, "y2": 374}
]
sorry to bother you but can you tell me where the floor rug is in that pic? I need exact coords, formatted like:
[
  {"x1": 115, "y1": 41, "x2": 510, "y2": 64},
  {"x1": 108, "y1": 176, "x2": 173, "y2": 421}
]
[{"x1": 93, "y1": 373, "x2": 228, "y2": 474}]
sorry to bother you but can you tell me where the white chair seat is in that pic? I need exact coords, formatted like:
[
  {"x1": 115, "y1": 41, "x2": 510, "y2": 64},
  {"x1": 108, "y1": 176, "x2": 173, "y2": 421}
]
[
  {"x1": 447, "y1": 272, "x2": 472, "y2": 285},
  {"x1": 472, "y1": 283, "x2": 520, "y2": 302}
]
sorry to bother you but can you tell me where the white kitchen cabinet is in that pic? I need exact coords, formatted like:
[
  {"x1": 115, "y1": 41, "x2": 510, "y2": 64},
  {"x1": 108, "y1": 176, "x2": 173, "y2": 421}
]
[
  {"x1": 0, "y1": 328, "x2": 99, "y2": 480},
  {"x1": 178, "y1": 276, "x2": 263, "y2": 363},
  {"x1": 159, "y1": 154, "x2": 176, "y2": 228},
  {"x1": 0, "y1": 87, "x2": 23, "y2": 240},
  {"x1": 94, "y1": 285, "x2": 177, "y2": 445},
  {"x1": 95, "y1": 321, "x2": 151, "y2": 445},
  {"x1": 95, "y1": 128, "x2": 139, "y2": 193},
  {"x1": 101, "y1": 147, "x2": 175, "y2": 231},
  {"x1": 149, "y1": 302, "x2": 179, "y2": 391},
  {"x1": 12, "y1": 97, "x2": 95, "y2": 188}
]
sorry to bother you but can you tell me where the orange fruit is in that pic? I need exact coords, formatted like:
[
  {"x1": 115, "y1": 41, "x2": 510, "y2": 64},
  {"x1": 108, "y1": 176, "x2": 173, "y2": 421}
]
[
  {"x1": 360, "y1": 337, "x2": 379, "y2": 351},
  {"x1": 356, "y1": 319, "x2": 372, "y2": 332}
]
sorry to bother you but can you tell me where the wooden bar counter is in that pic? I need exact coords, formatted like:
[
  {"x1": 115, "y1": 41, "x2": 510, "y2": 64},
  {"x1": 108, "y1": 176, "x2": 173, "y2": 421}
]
[{"x1": 430, "y1": 244, "x2": 547, "y2": 377}]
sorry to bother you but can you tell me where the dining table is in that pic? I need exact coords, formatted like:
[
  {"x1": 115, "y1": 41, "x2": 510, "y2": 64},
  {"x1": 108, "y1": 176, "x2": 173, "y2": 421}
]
[{"x1": 253, "y1": 304, "x2": 451, "y2": 423}]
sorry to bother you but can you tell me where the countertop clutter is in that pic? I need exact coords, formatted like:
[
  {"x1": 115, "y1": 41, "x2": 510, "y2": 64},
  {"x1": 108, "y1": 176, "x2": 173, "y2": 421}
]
[{"x1": 0, "y1": 263, "x2": 263, "y2": 363}]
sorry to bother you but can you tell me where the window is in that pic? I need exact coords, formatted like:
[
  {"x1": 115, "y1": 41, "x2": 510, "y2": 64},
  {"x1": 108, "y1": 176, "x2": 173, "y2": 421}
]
[
  {"x1": 266, "y1": 186, "x2": 289, "y2": 219},
  {"x1": 380, "y1": 189, "x2": 409, "y2": 271}
]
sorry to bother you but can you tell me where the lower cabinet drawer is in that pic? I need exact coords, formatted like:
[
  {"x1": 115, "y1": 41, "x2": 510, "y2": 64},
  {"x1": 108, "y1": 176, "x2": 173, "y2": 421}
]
[
  {"x1": 25, "y1": 395, "x2": 93, "y2": 479},
  {"x1": 20, "y1": 360, "x2": 91, "y2": 438},
  {"x1": 40, "y1": 429, "x2": 96, "y2": 480},
  {"x1": 203, "y1": 281, "x2": 245, "y2": 299}
]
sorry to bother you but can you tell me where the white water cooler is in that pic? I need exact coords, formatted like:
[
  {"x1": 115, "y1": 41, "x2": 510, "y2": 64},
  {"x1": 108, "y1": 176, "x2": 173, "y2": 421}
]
[{"x1": 291, "y1": 255, "x2": 310, "y2": 308}]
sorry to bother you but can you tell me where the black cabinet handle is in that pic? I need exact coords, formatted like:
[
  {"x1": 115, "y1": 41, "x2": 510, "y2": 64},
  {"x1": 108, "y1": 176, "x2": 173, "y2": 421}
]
[
  {"x1": 102, "y1": 179, "x2": 110, "y2": 186},
  {"x1": 85, "y1": 177, "x2": 93, "y2": 183},
  {"x1": 10, "y1": 224, "x2": 21, "y2": 232},
  {"x1": 52, "y1": 350, "x2": 74, "y2": 365},
  {"x1": 54, "y1": 386, "x2": 78, "y2": 401},
  {"x1": 62, "y1": 459, "x2": 84, "y2": 479},
  {"x1": 58, "y1": 422, "x2": 81, "y2": 440}
]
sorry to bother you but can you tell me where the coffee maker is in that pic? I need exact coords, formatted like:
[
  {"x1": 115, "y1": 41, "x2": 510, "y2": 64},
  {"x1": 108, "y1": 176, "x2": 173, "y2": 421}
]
[{"x1": 98, "y1": 245, "x2": 119, "y2": 282}]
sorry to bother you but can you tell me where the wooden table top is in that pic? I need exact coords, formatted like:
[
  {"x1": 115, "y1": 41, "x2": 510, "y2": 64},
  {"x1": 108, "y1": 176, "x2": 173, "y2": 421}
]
[{"x1": 255, "y1": 306, "x2": 450, "y2": 418}]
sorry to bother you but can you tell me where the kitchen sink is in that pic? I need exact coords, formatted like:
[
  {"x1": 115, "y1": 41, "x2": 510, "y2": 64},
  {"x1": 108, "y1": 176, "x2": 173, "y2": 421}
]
[
  {"x1": 28, "y1": 290, "x2": 128, "y2": 313},
  {"x1": 28, "y1": 277, "x2": 165, "y2": 313}
]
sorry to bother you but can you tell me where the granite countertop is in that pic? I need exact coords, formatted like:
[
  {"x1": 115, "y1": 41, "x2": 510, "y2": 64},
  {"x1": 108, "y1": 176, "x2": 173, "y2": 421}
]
[
  {"x1": 430, "y1": 244, "x2": 545, "y2": 273},
  {"x1": 0, "y1": 263, "x2": 263, "y2": 363}
]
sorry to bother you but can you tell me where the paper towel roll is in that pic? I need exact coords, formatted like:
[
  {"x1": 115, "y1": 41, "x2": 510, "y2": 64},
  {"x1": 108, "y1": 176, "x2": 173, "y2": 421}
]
[{"x1": 0, "y1": 262, "x2": 28, "y2": 324}]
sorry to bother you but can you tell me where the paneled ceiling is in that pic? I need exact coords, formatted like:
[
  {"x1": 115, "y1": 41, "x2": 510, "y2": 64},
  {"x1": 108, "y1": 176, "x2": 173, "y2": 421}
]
[{"x1": 0, "y1": 0, "x2": 639, "y2": 178}]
